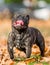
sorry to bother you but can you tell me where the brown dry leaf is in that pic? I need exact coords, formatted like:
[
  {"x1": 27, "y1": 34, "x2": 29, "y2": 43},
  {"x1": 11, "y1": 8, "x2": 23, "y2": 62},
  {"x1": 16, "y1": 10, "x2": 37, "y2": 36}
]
[
  {"x1": 40, "y1": 57, "x2": 50, "y2": 62},
  {"x1": 9, "y1": 61, "x2": 14, "y2": 65},
  {"x1": 45, "y1": 46, "x2": 48, "y2": 52},
  {"x1": 34, "y1": 63, "x2": 43, "y2": 65},
  {"x1": 24, "y1": 58, "x2": 35, "y2": 64},
  {"x1": 6, "y1": 60, "x2": 15, "y2": 65},
  {"x1": 17, "y1": 61, "x2": 26, "y2": 65},
  {"x1": 45, "y1": 46, "x2": 50, "y2": 56},
  {"x1": 32, "y1": 44, "x2": 40, "y2": 55},
  {"x1": 14, "y1": 48, "x2": 26, "y2": 58}
]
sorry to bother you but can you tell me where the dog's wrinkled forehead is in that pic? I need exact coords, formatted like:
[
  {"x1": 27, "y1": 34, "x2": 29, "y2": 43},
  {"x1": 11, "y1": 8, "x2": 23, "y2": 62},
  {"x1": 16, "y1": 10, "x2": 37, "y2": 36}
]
[
  {"x1": 12, "y1": 15, "x2": 29, "y2": 23},
  {"x1": 17, "y1": 15, "x2": 24, "y2": 20}
]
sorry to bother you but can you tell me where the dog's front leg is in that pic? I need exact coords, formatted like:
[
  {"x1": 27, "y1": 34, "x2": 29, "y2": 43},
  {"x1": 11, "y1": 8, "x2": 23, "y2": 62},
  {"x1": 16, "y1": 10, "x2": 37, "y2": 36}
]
[
  {"x1": 25, "y1": 37, "x2": 32, "y2": 58},
  {"x1": 7, "y1": 32, "x2": 15, "y2": 60}
]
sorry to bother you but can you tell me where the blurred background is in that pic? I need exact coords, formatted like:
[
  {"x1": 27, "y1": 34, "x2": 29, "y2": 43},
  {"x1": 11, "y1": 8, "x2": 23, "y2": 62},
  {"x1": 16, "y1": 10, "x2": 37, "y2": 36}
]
[
  {"x1": 0, "y1": 0, "x2": 50, "y2": 65},
  {"x1": 0, "y1": 0, "x2": 50, "y2": 19}
]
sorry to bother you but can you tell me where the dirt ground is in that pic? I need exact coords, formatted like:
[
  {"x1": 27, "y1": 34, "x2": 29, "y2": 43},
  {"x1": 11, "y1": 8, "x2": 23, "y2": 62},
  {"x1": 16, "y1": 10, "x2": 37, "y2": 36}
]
[{"x1": 0, "y1": 19, "x2": 50, "y2": 65}]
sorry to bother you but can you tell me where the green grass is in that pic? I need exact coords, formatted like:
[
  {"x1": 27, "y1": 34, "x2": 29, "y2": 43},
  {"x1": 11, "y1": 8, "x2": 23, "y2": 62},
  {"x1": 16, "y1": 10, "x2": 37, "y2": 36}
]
[{"x1": 28, "y1": 61, "x2": 49, "y2": 65}]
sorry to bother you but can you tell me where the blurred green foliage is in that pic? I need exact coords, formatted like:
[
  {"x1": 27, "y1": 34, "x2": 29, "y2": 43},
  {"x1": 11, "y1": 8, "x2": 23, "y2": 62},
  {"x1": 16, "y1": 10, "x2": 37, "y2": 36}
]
[
  {"x1": 4, "y1": 0, "x2": 50, "y2": 4},
  {"x1": 44, "y1": 0, "x2": 50, "y2": 3},
  {"x1": 5, "y1": 0, "x2": 23, "y2": 4}
]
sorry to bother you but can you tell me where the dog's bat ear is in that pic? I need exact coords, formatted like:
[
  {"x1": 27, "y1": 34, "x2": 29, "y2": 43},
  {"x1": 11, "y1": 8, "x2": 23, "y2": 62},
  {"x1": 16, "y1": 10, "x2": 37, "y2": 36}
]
[
  {"x1": 26, "y1": 15, "x2": 30, "y2": 21},
  {"x1": 25, "y1": 15, "x2": 30, "y2": 24}
]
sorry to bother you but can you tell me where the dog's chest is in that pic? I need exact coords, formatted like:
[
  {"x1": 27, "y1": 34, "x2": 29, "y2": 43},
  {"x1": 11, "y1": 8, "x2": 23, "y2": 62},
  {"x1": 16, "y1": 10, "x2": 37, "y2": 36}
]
[{"x1": 14, "y1": 32, "x2": 26, "y2": 48}]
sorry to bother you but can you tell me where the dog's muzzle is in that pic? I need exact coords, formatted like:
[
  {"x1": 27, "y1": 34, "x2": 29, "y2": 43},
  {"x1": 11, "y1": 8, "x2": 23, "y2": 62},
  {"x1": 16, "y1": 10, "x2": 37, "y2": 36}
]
[{"x1": 13, "y1": 20, "x2": 24, "y2": 27}]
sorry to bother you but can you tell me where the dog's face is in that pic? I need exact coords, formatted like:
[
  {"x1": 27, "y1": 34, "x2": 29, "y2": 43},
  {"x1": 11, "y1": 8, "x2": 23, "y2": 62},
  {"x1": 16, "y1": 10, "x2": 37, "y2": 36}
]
[{"x1": 12, "y1": 15, "x2": 29, "y2": 30}]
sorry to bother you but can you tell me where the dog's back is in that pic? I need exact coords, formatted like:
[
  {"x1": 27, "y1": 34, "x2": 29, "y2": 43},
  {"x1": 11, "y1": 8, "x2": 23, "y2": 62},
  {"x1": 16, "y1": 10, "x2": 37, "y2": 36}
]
[{"x1": 27, "y1": 27, "x2": 45, "y2": 46}]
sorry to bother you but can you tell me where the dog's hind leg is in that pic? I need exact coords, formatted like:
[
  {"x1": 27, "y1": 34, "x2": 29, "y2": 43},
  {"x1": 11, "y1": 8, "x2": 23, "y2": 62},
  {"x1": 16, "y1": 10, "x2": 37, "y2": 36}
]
[{"x1": 36, "y1": 32, "x2": 45, "y2": 56}]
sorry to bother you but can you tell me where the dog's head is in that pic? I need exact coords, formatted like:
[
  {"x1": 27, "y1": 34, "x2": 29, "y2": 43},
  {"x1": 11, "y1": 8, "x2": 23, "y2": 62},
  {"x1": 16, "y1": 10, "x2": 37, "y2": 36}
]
[{"x1": 12, "y1": 15, "x2": 29, "y2": 30}]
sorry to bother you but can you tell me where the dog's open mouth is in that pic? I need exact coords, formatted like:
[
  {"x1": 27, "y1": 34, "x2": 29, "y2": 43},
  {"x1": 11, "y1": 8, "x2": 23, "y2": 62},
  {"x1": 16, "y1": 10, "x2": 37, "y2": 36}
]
[{"x1": 13, "y1": 20, "x2": 24, "y2": 27}]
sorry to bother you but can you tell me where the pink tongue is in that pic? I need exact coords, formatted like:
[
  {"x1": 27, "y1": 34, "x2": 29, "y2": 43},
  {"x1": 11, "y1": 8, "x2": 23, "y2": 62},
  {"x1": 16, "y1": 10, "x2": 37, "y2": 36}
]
[{"x1": 16, "y1": 20, "x2": 24, "y2": 26}]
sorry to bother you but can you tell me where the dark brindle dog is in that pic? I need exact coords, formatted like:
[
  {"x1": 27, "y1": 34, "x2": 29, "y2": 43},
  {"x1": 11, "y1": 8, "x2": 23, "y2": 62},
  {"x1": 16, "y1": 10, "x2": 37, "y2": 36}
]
[{"x1": 7, "y1": 15, "x2": 45, "y2": 60}]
